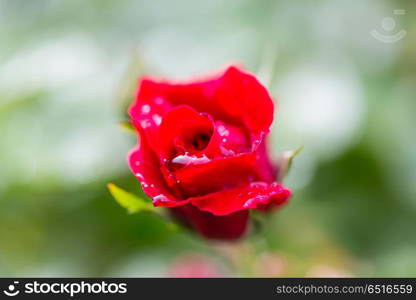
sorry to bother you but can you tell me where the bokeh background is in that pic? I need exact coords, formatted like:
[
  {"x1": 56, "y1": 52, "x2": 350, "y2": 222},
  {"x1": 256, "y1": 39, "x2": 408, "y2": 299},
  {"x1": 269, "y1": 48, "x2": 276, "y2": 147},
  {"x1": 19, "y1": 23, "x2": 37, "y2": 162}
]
[{"x1": 1, "y1": 0, "x2": 415, "y2": 277}]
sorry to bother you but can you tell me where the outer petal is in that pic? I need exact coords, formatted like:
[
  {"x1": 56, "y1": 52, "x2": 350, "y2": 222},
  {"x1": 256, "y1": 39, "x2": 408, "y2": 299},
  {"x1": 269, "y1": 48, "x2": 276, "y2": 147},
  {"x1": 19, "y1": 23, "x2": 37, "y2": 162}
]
[
  {"x1": 128, "y1": 79, "x2": 173, "y2": 151},
  {"x1": 212, "y1": 66, "x2": 275, "y2": 149},
  {"x1": 189, "y1": 181, "x2": 291, "y2": 216},
  {"x1": 128, "y1": 135, "x2": 189, "y2": 208},
  {"x1": 172, "y1": 153, "x2": 258, "y2": 198},
  {"x1": 170, "y1": 204, "x2": 249, "y2": 240},
  {"x1": 253, "y1": 138, "x2": 277, "y2": 182}
]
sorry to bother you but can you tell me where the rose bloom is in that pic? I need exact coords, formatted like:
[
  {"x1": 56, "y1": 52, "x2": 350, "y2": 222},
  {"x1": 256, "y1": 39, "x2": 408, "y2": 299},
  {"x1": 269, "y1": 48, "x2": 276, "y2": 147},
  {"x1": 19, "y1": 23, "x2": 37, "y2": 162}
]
[{"x1": 128, "y1": 66, "x2": 291, "y2": 240}]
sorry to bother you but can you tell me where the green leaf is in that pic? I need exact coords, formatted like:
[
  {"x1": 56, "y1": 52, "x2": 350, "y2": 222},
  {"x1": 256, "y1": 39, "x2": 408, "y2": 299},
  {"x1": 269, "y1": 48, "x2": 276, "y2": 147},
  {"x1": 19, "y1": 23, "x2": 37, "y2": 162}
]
[
  {"x1": 107, "y1": 183, "x2": 154, "y2": 214},
  {"x1": 277, "y1": 145, "x2": 304, "y2": 181},
  {"x1": 107, "y1": 184, "x2": 183, "y2": 232}
]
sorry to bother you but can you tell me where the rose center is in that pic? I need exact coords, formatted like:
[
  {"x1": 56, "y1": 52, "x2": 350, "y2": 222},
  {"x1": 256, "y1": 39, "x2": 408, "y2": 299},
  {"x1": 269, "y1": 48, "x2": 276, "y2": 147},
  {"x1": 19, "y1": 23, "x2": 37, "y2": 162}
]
[
  {"x1": 187, "y1": 132, "x2": 211, "y2": 152},
  {"x1": 166, "y1": 129, "x2": 213, "y2": 172}
]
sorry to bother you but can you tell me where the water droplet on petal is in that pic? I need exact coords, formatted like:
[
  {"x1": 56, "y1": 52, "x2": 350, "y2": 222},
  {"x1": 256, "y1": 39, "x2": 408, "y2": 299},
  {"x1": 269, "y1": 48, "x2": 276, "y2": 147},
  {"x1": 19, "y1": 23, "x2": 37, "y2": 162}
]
[
  {"x1": 171, "y1": 155, "x2": 190, "y2": 166},
  {"x1": 135, "y1": 173, "x2": 144, "y2": 180},
  {"x1": 217, "y1": 125, "x2": 230, "y2": 137},
  {"x1": 220, "y1": 146, "x2": 234, "y2": 156},
  {"x1": 141, "y1": 104, "x2": 151, "y2": 114},
  {"x1": 154, "y1": 97, "x2": 164, "y2": 105},
  {"x1": 152, "y1": 114, "x2": 162, "y2": 125},
  {"x1": 153, "y1": 194, "x2": 168, "y2": 204},
  {"x1": 140, "y1": 120, "x2": 152, "y2": 128},
  {"x1": 169, "y1": 154, "x2": 210, "y2": 170}
]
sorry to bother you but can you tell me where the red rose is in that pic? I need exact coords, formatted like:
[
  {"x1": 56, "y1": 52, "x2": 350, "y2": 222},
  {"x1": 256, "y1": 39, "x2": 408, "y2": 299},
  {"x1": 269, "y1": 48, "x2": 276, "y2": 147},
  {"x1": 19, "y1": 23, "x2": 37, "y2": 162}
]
[{"x1": 128, "y1": 66, "x2": 291, "y2": 240}]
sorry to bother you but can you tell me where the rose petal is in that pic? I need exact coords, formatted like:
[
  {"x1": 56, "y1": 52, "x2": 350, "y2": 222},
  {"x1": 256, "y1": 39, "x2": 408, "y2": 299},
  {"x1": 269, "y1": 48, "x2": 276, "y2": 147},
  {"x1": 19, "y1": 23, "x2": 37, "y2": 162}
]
[
  {"x1": 253, "y1": 138, "x2": 277, "y2": 182},
  {"x1": 128, "y1": 136, "x2": 189, "y2": 208},
  {"x1": 189, "y1": 181, "x2": 291, "y2": 216},
  {"x1": 173, "y1": 153, "x2": 258, "y2": 198},
  {"x1": 213, "y1": 66, "x2": 275, "y2": 147},
  {"x1": 206, "y1": 120, "x2": 250, "y2": 157},
  {"x1": 157, "y1": 105, "x2": 214, "y2": 160},
  {"x1": 129, "y1": 79, "x2": 173, "y2": 151}
]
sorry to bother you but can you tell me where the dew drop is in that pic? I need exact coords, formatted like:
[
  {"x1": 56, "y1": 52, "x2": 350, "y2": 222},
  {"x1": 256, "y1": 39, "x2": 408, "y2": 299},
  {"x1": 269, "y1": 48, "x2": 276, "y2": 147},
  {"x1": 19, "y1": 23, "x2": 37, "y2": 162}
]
[
  {"x1": 152, "y1": 114, "x2": 162, "y2": 125},
  {"x1": 217, "y1": 125, "x2": 230, "y2": 137},
  {"x1": 154, "y1": 97, "x2": 164, "y2": 105},
  {"x1": 220, "y1": 146, "x2": 234, "y2": 156},
  {"x1": 135, "y1": 173, "x2": 144, "y2": 180},
  {"x1": 140, "y1": 120, "x2": 152, "y2": 128},
  {"x1": 171, "y1": 155, "x2": 190, "y2": 165},
  {"x1": 171, "y1": 154, "x2": 210, "y2": 166},
  {"x1": 141, "y1": 104, "x2": 151, "y2": 114},
  {"x1": 153, "y1": 194, "x2": 167, "y2": 204}
]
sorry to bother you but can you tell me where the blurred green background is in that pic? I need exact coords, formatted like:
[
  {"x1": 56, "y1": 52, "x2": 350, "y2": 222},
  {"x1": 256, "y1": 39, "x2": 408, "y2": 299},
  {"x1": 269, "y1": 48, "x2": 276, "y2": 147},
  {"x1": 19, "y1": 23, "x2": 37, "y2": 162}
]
[{"x1": 0, "y1": 0, "x2": 415, "y2": 277}]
